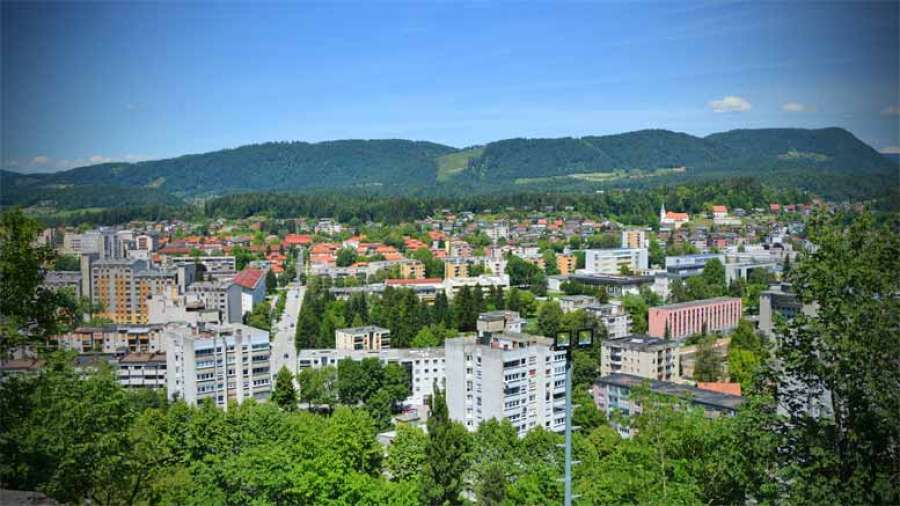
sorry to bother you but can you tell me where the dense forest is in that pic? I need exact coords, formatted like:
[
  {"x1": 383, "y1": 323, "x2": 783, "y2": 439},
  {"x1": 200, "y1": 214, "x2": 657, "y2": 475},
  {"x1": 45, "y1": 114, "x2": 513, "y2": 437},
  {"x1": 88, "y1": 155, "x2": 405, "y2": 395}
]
[
  {"x1": 2, "y1": 127, "x2": 895, "y2": 211},
  {"x1": 32, "y1": 177, "x2": 812, "y2": 227}
]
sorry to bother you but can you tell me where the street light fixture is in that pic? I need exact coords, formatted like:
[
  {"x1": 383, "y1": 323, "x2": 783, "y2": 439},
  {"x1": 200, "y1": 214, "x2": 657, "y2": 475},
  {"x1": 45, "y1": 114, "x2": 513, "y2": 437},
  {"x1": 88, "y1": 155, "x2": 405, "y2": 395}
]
[{"x1": 553, "y1": 327, "x2": 594, "y2": 506}]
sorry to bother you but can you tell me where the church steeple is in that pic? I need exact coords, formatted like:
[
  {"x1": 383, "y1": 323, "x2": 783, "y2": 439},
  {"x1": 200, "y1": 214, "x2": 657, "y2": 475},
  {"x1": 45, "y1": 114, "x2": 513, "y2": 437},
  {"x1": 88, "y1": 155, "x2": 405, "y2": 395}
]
[{"x1": 660, "y1": 202, "x2": 666, "y2": 221}]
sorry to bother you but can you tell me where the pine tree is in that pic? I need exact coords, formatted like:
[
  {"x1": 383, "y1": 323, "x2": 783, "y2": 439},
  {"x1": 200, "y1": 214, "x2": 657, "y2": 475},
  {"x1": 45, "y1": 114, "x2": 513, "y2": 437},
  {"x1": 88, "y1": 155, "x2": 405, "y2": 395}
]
[
  {"x1": 271, "y1": 366, "x2": 297, "y2": 412},
  {"x1": 421, "y1": 385, "x2": 470, "y2": 505},
  {"x1": 433, "y1": 291, "x2": 452, "y2": 328}
]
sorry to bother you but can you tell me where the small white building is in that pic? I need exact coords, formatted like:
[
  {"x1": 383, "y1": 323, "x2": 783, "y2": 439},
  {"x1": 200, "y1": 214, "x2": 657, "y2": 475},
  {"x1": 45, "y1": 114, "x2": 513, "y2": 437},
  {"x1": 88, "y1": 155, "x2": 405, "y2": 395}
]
[
  {"x1": 583, "y1": 248, "x2": 648, "y2": 275},
  {"x1": 335, "y1": 326, "x2": 391, "y2": 352}
]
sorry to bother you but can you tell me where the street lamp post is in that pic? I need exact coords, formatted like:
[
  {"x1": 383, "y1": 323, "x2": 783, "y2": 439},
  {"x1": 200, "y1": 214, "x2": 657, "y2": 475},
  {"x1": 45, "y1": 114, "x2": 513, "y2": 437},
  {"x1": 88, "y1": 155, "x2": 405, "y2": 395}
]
[{"x1": 553, "y1": 328, "x2": 595, "y2": 506}]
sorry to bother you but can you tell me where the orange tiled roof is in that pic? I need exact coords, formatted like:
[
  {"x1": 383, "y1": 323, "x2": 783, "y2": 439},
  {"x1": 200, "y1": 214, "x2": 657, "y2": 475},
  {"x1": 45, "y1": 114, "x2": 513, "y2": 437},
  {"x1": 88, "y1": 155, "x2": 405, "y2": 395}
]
[
  {"x1": 386, "y1": 278, "x2": 442, "y2": 286},
  {"x1": 697, "y1": 382, "x2": 742, "y2": 396},
  {"x1": 234, "y1": 268, "x2": 264, "y2": 290},
  {"x1": 665, "y1": 211, "x2": 689, "y2": 221},
  {"x1": 284, "y1": 234, "x2": 313, "y2": 246}
]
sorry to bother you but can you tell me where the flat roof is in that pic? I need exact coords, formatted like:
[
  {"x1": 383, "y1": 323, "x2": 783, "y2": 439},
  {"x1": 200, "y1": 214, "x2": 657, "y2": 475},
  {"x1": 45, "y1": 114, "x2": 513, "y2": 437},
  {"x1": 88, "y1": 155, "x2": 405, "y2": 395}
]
[
  {"x1": 571, "y1": 273, "x2": 655, "y2": 285},
  {"x1": 120, "y1": 352, "x2": 166, "y2": 363},
  {"x1": 653, "y1": 296, "x2": 740, "y2": 311},
  {"x1": 595, "y1": 373, "x2": 744, "y2": 411},
  {"x1": 337, "y1": 325, "x2": 390, "y2": 334},
  {"x1": 603, "y1": 334, "x2": 676, "y2": 351}
]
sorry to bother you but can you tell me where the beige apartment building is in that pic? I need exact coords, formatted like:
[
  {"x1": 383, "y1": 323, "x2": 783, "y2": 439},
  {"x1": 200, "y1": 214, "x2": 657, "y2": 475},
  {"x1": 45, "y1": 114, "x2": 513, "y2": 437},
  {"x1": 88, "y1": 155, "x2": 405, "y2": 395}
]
[
  {"x1": 600, "y1": 335, "x2": 679, "y2": 382},
  {"x1": 92, "y1": 259, "x2": 179, "y2": 324},
  {"x1": 444, "y1": 259, "x2": 470, "y2": 279},
  {"x1": 400, "y1": 260, "x2": 426, "y2": 279},
  {"x1": 335, "y1": 326, "x2": 391, "y2": 352}
]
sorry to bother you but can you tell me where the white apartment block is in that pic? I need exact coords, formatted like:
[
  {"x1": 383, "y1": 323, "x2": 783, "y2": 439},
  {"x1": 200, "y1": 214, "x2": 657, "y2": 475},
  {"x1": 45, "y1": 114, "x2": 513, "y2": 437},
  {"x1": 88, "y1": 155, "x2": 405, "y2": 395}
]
[
  {"x1": 335, "y1": 326, "x2": 391, "y2": 352},
  {"x1": 186, "y1": 280, "x2": 243, "y2": 323},
  {"x1": 600, "y1": 335, "x2": 679, "y2": 382},
  {"x1": 297, "y1": 347, "x2": 445, "y2": 407},
  {"x1": 118, "y1": 352, "x2": 167, "y2": 389},
  {"x1": 166, "y1": 323, "x2": 272, "y2": 408},
  {"x1": 147, "y1": 293, "x2": 223, "y2": 326},
  {"x1": 586, "y1": 301, "x2": 633, "y2": 339},
  {"x1": 167, "y1": 255, "x2": 237, "y2": 275},
  {"x1": 443, "y1": 274, "x2": 510, "y2": 299},
  {"x1": 445, "y1": 332, "x2": 567, "y2": 435},
  {"x1": 583, "y1": 248, "x2": 649, "y2": 275}
]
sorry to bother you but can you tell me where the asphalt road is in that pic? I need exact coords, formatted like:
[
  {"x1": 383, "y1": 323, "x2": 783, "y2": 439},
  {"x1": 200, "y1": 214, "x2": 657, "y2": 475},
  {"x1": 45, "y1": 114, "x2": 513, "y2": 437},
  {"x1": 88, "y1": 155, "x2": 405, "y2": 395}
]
[{"x1": 270, "y1": 282, "x2": 304, "y2": 376}]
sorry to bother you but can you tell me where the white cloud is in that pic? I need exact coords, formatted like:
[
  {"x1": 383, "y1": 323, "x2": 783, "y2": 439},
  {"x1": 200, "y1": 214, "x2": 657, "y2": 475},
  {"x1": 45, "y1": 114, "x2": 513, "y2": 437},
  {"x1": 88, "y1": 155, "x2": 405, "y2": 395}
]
[
  {"x1": 16, "y1": 153, "x2": 153, "y2": 172},
  {"x1": 880, "y1": 146, "x2": 900, "y2": 154},
  {"x1": 707, "y1": 96, "x2": 752, "y2": 113},
  {"x1": 782, "y1": 101, "x2": 807, "y2": 113},
  {"x1": 89, "y1": 154, "x2": 113, "y2": 164},
  {"x1": 881, "y1": 105, "x2": 900, "y2": 116}
]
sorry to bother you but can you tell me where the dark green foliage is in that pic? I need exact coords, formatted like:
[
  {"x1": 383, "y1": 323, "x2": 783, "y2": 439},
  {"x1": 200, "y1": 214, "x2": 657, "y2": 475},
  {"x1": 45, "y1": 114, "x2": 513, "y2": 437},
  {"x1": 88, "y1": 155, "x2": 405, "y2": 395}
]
[
  {"x1": 0, "y1": 209, "x2": 77, "y2": 351},
  {"x1": 246, "y1": 301, "x2": 272, "y2": 331},
  {"x1": 475, "y1": 462, "x2": 507, "y2": 505},
  {"x1": 50, "y1": 254, "x2": 80, "y2": 271},
  {"x1": 335, "y1": 358, "x2": 409, "y2": 429},
  {"x1": 271, "y1": 366, "x2": 297, "y2": 412},
  {"x1": 5, "y1": 139, "x2": 456, "y2": 197},
  {"x1": 505, "y1": 254, "x2": 547, "y2": 294},
  {"x1": 265, "y1": 269, "x2": 277, "y2": 294},
  {"x1": 386, "y1": 423, "x2": 428, "y2": 481},
  {"x1": 766, "y1": 211, "x2": 900, "y2": 504},
  {"x1": 451, "y1": 285, "x2": 480, "y2": 332},
  {"x1": 466, "y1": 128, "x2": 894, "y2": 196},
  {"x1": 693, "y1": 336, "x2": 725, "y2": 382},
  {"x1": 410, "y1": 247, "x2": 445, "y2": 278},
  {"x1": 335, "y1": 247, "x2": 358, "y2": 267},
  {"x1": 296, "y1": 366, "x2": 338, "y2": 410},
  {"x1": 5, "y1": 128, "x2": 893, "y2": 219},
  {"x1": 421, "y1": 386, "x2": 470, "y2": 506}
]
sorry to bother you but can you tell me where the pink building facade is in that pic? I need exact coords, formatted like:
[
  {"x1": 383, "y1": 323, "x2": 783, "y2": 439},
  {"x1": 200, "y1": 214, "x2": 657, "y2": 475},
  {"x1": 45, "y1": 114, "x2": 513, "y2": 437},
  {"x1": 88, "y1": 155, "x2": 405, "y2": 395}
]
[{"x1": 648, "y1": 297, "x2": 742, "y2": 340}]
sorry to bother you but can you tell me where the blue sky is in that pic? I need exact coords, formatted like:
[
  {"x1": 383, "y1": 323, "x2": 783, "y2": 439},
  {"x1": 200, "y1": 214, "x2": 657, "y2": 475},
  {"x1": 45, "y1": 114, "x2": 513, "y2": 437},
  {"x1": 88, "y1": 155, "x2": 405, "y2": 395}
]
[{"x1": 2, "y1": 1, "x2": 898, "y2": 173}]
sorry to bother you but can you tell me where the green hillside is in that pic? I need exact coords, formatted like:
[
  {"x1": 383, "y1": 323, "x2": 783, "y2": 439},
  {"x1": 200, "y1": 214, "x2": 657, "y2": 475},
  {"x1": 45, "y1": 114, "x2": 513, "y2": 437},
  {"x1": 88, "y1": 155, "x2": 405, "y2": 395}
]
[{"x1": 2, "y1": 127, "x2": 894, "y2": 211}]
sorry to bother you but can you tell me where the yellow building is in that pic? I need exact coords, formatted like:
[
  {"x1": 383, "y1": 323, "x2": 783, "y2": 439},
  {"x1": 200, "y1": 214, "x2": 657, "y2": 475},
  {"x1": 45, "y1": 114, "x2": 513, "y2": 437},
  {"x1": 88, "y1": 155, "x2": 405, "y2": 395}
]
[
  {"x1": 92, "y1": 259, "x2": 178, "y2": 324},
  {"x1": 400, "y1": 261, "x2": 426, "y2": 279},
  {"x1": 556, "y1": 254, "x2": 577, "y2": 275},
  {"x1": 444, "y1": 260, "x2": 469, "y2": 279},
  {"x1": 621, "y1": 229, "x2": 648, "y2": 249}
]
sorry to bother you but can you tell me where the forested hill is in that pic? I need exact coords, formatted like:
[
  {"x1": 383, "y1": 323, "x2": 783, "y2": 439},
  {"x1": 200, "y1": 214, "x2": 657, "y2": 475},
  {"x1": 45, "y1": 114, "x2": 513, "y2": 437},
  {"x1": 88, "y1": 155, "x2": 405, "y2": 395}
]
[
  {"x1": 2, "y1": 127, "x2": 895, "y2": 209},
  {"x1": 464, "y1": 127, "x2": 894, "y2": 182}
]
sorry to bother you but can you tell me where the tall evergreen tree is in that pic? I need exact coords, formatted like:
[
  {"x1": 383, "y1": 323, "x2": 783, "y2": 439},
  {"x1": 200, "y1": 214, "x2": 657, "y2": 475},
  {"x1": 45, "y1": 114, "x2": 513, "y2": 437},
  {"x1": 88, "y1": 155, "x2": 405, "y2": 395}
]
[
  {"x1": 421, "y1": 385, "x2": 470, "y2": 505},
  {"x1": 271, "y1": 366, "x2": 297, "y2": 412},
  {"x1": 432, "y1": 291, "x2": 452, "y2": 328}
]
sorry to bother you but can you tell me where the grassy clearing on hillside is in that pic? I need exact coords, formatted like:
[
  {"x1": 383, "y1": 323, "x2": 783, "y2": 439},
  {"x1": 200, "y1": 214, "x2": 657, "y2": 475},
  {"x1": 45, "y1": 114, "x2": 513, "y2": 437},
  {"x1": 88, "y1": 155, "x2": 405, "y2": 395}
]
[{"x1": 436, "y1": 146, "x2": 484, "y2": 182}]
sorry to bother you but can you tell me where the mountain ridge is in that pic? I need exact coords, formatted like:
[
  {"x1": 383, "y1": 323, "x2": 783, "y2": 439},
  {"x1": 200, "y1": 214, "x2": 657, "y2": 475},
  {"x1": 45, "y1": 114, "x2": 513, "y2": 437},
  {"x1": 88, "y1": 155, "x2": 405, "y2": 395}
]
[{"x1": 2, "y1": 127, "x2": 895, "y2": 208}]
